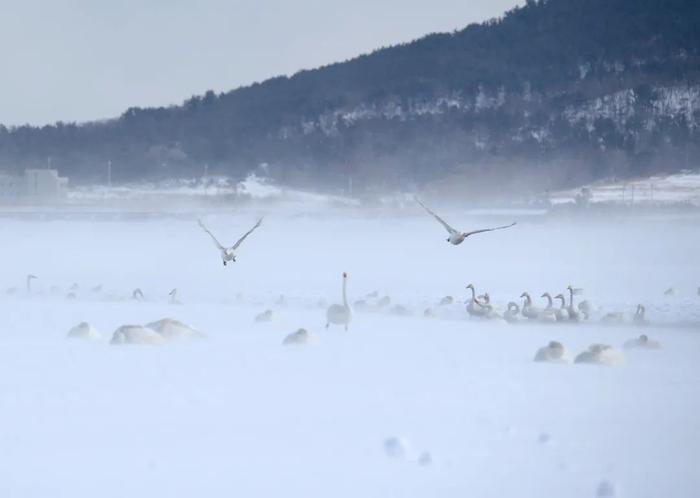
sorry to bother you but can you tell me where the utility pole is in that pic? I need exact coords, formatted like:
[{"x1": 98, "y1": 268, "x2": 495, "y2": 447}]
[
  {"x1": 203, "y1": 163, "x2": 209, "y2": 196},
  {"x1": 47, "y1": 156, "x2": 52, "y2": 170},
  {"x1": 107, "y1": 160, "x2": 112, "y2": 187}
]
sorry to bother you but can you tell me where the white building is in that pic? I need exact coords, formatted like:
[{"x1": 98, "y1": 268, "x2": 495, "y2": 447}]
[{"x1": 0, "y1": 169, "x2": 69, "y2": 202}]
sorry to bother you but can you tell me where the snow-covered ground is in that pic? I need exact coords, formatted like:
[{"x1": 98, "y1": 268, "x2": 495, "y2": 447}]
[{"x1": 1, "y1": 205, "x2": 699, "y2": 497}]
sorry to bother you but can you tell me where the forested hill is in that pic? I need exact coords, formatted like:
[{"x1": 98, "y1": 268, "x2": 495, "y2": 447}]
[{"x1": 1, "y1": 0, "x2": 699, "y2": 193}]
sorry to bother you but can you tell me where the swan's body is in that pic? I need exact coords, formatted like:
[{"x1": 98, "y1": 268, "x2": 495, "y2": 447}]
[
  {"x1": 574, "y1": 344, "x2": 624, "y2": 366},
  {"x1": 132, "y1": 288, "x2": 145, "y2": 302},
  {"x1": 146, "y1": 318, "x2": 204, "y2": 340},
  {"x1": 601, "y1": 311, "x2": 625, "y2": 324},
  {"x1": 67, "y1": 322, "x2": 101, "y2": 340},
  {"x1": 504, "y1": 302, "x2": 521, "y2": 323},
  {"x1": 534, "y1": 341, "x2": 570, "y2": 363},
  {"x1": 390, "y1": 304, "x2": 411, "y2": 316},
  {"x1": 110, "y1": 325, "x2": 165, "y2": 345},
  {"x1": 623, "y1": 334, "x2": 661, "y2": 350},
  {"x1": 326, "y1": 272, "x2": 352, "y2": 330},
  {"x1": 198, "y1": 217, "x2": 263, "y2": 266},
  {"x1": 664, "y1": 287, "x2": 675, "y2": 296},
  {"x1": 439, "y1": 296, "x2": 454, "y2": 306},
  {"x1": 470, "y1": 291, "x2": 504, "y2": 320},
  {"x1": 377, "y1": 296, "x2": 391, "y2": 308},
  {"x1": 577, "y1": 300, "x2": 592, "y2": 320},
  {"x1": 255, "y1": 309, "x2": 274, "y2": 322},
  {"x1": 283, "y1": 328, "x2": 316, "y2": 345},
  {"x1": 417, "y1": 199, "x2": 516, "y2": 245}
]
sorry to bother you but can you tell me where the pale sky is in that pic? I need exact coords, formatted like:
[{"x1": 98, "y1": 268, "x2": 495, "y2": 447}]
[{"x1": 0, "y1": 0, "x2": 521, "y2": 126}]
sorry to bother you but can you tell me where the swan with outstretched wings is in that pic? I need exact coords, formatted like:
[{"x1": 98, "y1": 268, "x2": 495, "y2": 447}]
[
  {"x1": 417, "y1": 199, "x2": 516, "y2": 245},
  {"x1": 198, "y1": 217, "x2": 263, "y2": 266}
]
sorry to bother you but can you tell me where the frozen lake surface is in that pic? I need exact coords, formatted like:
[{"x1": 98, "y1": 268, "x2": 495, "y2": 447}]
[{"x1": 1, "y1": 205, "x2": 699, "y2": 497}]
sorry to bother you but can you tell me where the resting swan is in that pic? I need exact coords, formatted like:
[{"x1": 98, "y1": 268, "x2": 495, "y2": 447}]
[
  {"x1": 439, "y1": 296, "x2": 454, "y2": 306},
  {"x1": 67, "y1": 322, "x2": 101, "y2": 340},
  {"x1": 623, "y1": 334, "x2": 661, "y2": 350},
  {"x1": 146, "y1": 318, "x2": 204, "y2": 340},
  {"x1": 283, "y1": 328, "x2": 317, "y2": 345},
  {"x1": 326, "y1": 272, "x2": 352, "y2": 330},
  {"x1": 110, "y1": 325, "x2": 165, "y2": 345},
  {"x1": 503, "y1": 302, "x2": 521, "y2": 323},
  {"x1": 255, "y1": 309, "x2": 274, "y2": 322},
  {"x1": 534, "y1": 341, "x2": 570, "y2": 363},
  {"x1": 574, "y1": 344, "x2": 624, "y2": 366},
  {"x1": 472, "y1": 298, "x2": 504, "y2": 321}
]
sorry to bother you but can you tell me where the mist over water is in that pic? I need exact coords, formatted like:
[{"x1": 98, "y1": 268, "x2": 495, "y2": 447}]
[{"x1": 1, "y1": 198, "x2": 699, "y2": 497}]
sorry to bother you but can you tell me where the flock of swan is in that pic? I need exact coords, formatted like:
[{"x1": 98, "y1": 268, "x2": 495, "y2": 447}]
[
  {"x1": 4, "y1": 200, "x2": 694, "y2": 355},
  {"x1": 460, "y1": 283, "x2": 650, "y2": 326}
]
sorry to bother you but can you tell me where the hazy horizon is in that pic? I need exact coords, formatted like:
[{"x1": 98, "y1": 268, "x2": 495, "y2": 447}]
[{"x1": 0, "y1": 0, "x2": 521, "y2": 127}]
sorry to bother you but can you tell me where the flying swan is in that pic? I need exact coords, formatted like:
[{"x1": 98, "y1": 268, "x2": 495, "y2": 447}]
[
  {"x1": 417, "y1": 199, "x2": 516, "y2": 245},
  {"x1": 198, "y1": 217, "x2": 264, "y2": 266}
]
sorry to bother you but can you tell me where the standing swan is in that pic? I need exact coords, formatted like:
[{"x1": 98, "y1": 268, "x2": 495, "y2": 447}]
[
  {"x1": 465, "y1": 284, "x2": 488, "y2": 317},
  {"x1": 26, "y1": 274, "x2": 38, "y2": 293},
  {"x1": 326, "y1": 272, "x2": 352, "y2": 330},
  {"x1": 633, "y1": 304, "x2": 649, "y2": 326},
  {"x1": 565, "y1": 286, "x2": 581, "y2": 322},
  {"x1": 520, "y1": 292, "x2": 542, "y2": 319},
  {"x1": 169, "y1": 288, "x2": 181, "y2": 304},
  {"x1": 198, "y1": 217, "x2": 264, "y2": 266},
  {"x1": 553, "y1": 294, "x2": 571, "y2": 321},
  {"x1": 417, "y1": 199, "x2": 516, "y2": 245}
]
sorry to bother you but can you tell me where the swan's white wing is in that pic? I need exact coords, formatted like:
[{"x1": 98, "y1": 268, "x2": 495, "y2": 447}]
[
  {"x1": 198, "y1": 219, "x2": 226, "y2": 251},
  {"x1": 464, "y1": 222, "x2": 517, "y2": 237},
  {"x1": 232, "y1": 217, "x2": 264, "y2": 250},
  {"x1": 417, "y1": 199, "x2": 459, "y2": 236}
]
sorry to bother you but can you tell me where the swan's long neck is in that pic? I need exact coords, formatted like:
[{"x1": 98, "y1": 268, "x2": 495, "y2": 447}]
[
  {"x1": 555, "y1": 296, "x2": 566, "y2": 308},
  {"x1": 467, "y1": 286, "x2": 476, "y2": 301},
  {"x1": 523, "y1": 293, "x2": 531, "y2": 306},
  {"x1": 568, "y1": 288, "x2": 574, "y2": 308},
  {"x1": 342, "y1": 277, "x2": 348, "y2": 309},
  {"x1": 543, "y1": 293, "x2": 552, "y2": 308}
]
